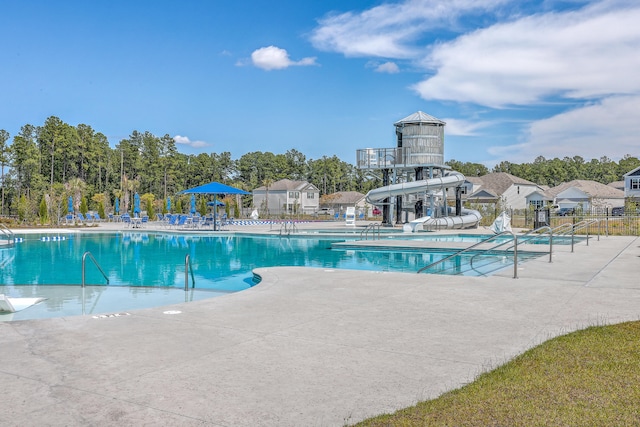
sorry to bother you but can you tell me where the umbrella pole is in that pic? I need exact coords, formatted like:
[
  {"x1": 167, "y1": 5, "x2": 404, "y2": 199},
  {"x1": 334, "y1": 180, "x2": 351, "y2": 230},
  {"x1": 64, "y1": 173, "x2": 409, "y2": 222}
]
[{"x1": 214, "y1": 195, "x2": 217, "y2": 231}]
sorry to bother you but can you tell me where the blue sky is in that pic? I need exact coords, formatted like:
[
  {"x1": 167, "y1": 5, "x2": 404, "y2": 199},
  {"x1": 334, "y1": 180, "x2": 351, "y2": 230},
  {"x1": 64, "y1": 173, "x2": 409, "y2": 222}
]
[{"x1": 1, "y1": 0, "x2": 639, "y2": 168}]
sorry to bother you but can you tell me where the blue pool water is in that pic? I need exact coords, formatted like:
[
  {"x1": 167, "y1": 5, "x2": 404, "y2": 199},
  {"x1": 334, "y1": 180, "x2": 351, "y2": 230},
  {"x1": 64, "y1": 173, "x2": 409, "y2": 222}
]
[{"x1": 0, "y1": 231, "x2": 542, "y2": 320}]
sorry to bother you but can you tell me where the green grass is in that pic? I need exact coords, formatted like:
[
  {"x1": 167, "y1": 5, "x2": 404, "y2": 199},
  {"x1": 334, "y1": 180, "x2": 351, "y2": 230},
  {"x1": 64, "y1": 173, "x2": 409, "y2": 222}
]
[{"x1": 355, "y1": 321, "x2": 640, "y2": 426}]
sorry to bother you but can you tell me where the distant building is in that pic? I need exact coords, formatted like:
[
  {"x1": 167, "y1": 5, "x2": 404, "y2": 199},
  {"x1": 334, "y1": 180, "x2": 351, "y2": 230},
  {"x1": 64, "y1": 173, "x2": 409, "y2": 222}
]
[
  {"x1": 463, "y1": 172, "x2": 549, "y2": 210},
  {"x1": 623, "y1": 166, "x2": 640, "y2": 200},
  {"x1": 548, "y1": 180, "x2": 625, "y2": 213},
  {"x1": 253, "y1": 179, "x2": 320, "y2": 215},
  {"x1": 321, "y1": 191, "x2": 369, "y2": 216}
]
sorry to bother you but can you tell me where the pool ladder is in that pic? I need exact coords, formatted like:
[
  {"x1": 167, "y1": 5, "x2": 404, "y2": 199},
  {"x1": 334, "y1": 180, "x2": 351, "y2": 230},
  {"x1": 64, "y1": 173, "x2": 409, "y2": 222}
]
[
  {"x1": 360, "y1": 223, "x2": 381, "y2": 240},
  {"x1": 279, "y1": 221, "x2": 298, "y2": 236},
  {"x1": 0, "y1": 224, "x2": 15, "y2": 247},
  {"x1": 81, "y1": 251, "x2": 109, "y2": 287}
]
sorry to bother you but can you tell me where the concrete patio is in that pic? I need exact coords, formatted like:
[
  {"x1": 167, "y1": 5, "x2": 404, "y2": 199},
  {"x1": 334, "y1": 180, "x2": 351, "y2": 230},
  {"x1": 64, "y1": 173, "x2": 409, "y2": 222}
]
[{"x1": 1, "y1": 225, "x2": 639, "y2": 426}]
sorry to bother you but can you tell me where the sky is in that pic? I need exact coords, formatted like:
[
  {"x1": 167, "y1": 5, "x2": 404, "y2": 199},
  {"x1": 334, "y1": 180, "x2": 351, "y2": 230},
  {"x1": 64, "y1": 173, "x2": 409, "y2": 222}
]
[{"x1": 1, "y1": 0, "x2": 639, "y2": 168}]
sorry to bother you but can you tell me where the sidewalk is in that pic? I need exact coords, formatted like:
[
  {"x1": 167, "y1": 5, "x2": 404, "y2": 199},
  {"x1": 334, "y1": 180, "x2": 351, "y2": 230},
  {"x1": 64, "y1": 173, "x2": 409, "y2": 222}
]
[{"x1": 1, "y1": 232, "x2": 639, "y2": 426}]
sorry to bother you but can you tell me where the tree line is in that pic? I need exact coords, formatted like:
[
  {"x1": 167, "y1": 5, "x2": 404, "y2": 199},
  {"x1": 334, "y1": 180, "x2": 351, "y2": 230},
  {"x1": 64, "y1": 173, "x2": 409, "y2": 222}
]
[
  {"x1": 0, "y1": 117, "x2": 379, "y2": 224},
  {"x1": 1, "y1": 116, "x2": 637, "y2": 224}
]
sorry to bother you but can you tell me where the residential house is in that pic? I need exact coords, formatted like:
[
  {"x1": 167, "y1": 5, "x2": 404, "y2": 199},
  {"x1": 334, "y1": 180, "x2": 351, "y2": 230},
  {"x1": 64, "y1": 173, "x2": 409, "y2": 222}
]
[
  {"x1": 464, "y1": 172, "x2": 549, "y2": 210},
  {"x1": 548, "y1": 180, "x2": 625, "y2": 213},
  {"x1": 252, "y1": 179, "x2": 320, "y2": 215},
  {"x1": 623, "y1": 166, "x2": 640, "y2": 200},
  {"x1": 321, "y1": 191, "x2": 369, "y2": 217}
]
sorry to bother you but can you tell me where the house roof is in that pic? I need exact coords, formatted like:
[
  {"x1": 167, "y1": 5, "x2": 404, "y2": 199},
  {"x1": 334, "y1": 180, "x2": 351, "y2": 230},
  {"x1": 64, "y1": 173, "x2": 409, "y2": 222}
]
[
  {"x1": 468, "y1": 188, "x2": 499, "y2": 199},
  {"x1": 548, "y1": 180, "x2": 625, "y2": 199},
  {"x1": 465, "y1": 176, "x2": 483, "y2": 186},
  {"x1": 394, "y1": 111, "x2": 445, "y2": 126},
  {"x1": 607, "y1": 181, "x2": 625, "y2": 191},
  {"x1": 623, "y1": 166, "x2": 640, "y2": 177},
  {"x1": 526, "y1": 190, "x2": 553, "y2": 201},
  {"x1": 254, "y1": 179, "x2": 318, "y2": 192},
  {"x1": 322, "y1": 191, "x2": 366, "y2": 205},
  {"x1": 474, "y1": 172, "x2": 539, "y2": 196}
]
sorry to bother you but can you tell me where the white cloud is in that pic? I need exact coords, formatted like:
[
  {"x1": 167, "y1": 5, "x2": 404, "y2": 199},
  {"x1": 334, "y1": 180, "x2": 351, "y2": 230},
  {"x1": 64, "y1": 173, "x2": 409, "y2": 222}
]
[
  {"x1": 443, "y1": 118, "x2": 492, "y2": 136},
  {"x1": 173, "y1": 135, "x2": 209, "y2": 149},
  {"x1": 251, "y1": 46, "x2": 317, "y2": 71},
  {"x1": 310, "y1": 0, "x2": 509, "y2": 58},
  {"x1": 413, "y1": 2, "x2": 640, "y2": 107},
  {"x1": 374, "y1": 61, "x2": 400, "y2": 74},
  {"x1": 488, "y1": 95, "x2": 640, "y2": 163}
]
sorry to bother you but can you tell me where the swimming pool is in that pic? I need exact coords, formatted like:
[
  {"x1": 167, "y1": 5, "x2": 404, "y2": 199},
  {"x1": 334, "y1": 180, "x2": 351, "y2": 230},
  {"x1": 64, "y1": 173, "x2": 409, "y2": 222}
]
[{"x1": 0, "y1": 231, "x2": 543, "y2": 320}]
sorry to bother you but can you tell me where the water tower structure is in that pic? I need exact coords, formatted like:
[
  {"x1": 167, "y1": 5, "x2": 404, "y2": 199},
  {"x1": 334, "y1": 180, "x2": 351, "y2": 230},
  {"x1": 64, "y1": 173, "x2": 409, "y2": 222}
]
[{"x1": 357, "y1": 111, "x2": 475, "y2": 228}]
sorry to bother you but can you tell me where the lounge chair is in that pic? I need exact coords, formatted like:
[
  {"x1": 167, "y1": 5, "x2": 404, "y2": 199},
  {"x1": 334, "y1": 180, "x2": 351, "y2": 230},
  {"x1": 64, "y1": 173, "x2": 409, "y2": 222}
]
[
  {"x1": 64, "y1": 214, "x2": 74, "y2": 225},
  {"x1": 121, "y1": 214, "x2": 131, "y2": 227},
  {"x1": 76, "y1": 213, "x2": 87, "y2": 224}
]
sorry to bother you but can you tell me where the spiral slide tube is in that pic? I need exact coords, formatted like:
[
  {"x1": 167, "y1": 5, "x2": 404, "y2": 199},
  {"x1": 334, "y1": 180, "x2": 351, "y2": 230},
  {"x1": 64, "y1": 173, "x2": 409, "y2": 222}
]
[{"x1": 365, "y1": 172, "x2": 481, "y2": 230}]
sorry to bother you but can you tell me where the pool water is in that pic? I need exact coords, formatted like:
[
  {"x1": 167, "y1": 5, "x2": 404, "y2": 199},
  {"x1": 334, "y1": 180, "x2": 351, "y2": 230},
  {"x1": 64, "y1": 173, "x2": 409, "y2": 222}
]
[{"x1": 0, "y1": 231, "x2": 543, "y2": 320}]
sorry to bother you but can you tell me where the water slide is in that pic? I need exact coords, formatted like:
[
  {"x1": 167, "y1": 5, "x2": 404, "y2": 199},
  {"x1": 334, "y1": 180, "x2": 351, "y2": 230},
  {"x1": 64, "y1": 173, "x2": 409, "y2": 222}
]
[{"x1": 365, "y1": 172, "x2": 482, "y2": 231}]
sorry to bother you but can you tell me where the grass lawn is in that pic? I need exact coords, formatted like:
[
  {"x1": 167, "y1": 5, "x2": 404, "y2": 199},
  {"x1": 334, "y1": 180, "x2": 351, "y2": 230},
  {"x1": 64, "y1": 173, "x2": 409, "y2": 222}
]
[{"x1": 355, "y1": 321, "x2": 640, "y2": 426}]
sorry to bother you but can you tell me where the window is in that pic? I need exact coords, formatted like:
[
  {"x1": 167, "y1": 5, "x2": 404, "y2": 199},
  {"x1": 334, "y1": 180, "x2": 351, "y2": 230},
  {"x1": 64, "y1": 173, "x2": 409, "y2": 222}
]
[
  {"x1": 631, "y1": 178, "x2": 640, "y2": 190},
  {"x1": 529, "y1": 200, "x2": 544, "y2": 208},
  {"x1": 289, "y1": 191, "x2": 299, "y2": 199},
  {"x1": 307, "y1": 192, "x2": 314, "y2": 199}
]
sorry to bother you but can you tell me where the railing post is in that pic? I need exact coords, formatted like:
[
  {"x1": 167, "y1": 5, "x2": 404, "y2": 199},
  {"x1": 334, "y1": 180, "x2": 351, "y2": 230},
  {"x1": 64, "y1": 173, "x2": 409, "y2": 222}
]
[
  {"x1": 185, "y1": 254, "x2": 190, "y2": 291},
  {"x1": 549, "y1": 230, "x2": 553, "y2": 263},
  {"x1": 513, "y1": 236, "x2": 518, "y2": 279}
]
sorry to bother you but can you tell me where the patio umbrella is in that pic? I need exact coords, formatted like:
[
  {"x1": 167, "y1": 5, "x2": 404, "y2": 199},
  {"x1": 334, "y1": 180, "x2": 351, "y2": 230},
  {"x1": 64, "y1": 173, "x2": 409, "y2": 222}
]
[
  {"x1": 67, "y1": 196, "x2": 73, "y2": 214},
  {"x1": 207, "y1": 201, "x2": 226, "y2": 207},
  {"x1": 134, "y1": 193, "x2": 140, "y2": 215},
  {"x1": 190, "y1": 194, "x2": 196, "y2": 214},
  {"x1": 179, "y1": 182, "x2": 249, "y2": 230},
  {"x1": 166, "y1": 197, "x2": 171, "y2": 212},
  {"x1": 114, "y1": 197, "x2": 120, "y2": 215}
]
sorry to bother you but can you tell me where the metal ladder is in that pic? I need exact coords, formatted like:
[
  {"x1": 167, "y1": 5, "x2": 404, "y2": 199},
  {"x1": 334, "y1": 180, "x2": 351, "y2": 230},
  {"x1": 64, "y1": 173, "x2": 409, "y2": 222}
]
[
  {"x1": 0, "y1": 224, "x2": 15, "y2": 247},
  {"x1": 360, "y1": 223, "x2": 381, "y2": 240}
]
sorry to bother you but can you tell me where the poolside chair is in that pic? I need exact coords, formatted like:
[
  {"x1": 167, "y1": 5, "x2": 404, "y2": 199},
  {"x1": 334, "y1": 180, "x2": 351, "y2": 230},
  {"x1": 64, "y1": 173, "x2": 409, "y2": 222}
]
[
  {"x1": 191, "y1": 216, "x2": 201, "y2": 228},
  {"x1": 173, "y1": 215, "x2": 187, "y2": 228},
  {"x1": 64, "y1": 214, "x2": 74, "y2": 225},
  {"x1": 156, "y1": 213, "x2": 163, "y2": 222},
  {"x1": 76, "y1": 213, "x2": 87, "y2": 225},
  {"x1": 121, "y1": 214, "x2": 131, "y2": 227},
  {"x1": 108, "y1": 213, "x2": 114, "y2": 222},
  {"x1": 141, "y1": 215, "x2": 149, "y2": 227},
  {"x1": 92, "y1": 212, "x2": 103, "y2": 222}
]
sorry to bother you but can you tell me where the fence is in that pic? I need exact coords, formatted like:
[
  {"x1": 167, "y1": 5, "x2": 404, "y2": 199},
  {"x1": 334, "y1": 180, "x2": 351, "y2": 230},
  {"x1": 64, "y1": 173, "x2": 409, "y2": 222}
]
[{"x1": 498, "y1": 210, "x2": 640, "y2": 236}]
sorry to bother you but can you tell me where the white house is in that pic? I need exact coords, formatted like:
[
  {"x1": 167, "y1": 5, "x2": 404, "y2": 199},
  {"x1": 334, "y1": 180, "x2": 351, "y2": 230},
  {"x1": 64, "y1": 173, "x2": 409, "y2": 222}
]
[
  {"x1": 464, "y1": 172, "x2": 548, "y2": 210},
  {"x1": 623, "y1": 166, "x2": 640, "y2": 200},
  {"x1": 548, "y1": 180, "x2": 625, "y2": 213},
  {"x1": 252, "y1": 179, "x2": 320, "y2": 215}
]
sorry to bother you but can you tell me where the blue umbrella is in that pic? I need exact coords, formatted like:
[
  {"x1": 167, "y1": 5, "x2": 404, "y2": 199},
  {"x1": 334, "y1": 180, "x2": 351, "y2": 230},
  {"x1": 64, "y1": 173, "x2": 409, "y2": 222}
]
[
  {"x1": 114, "y1": 197, "x2": 120, "y2": 215},
  {"x1": 134, "y1": 193, "x2": 140, "y2": 215},
  {"x1": 207, "y1": 200, "x2": 225, "y2": 207},
  {"x1": 68, "y1": 196, "x2": 73, "y2": 214},
  {"x1": 166, "y1": 197, "x2": 171, "y2": 212},
  {"x1": 179, "y1": 182, "x2": 249, "y2": 231},
  {"x1": 190, "y1": 194, "x2": 196, "y2": 214}
]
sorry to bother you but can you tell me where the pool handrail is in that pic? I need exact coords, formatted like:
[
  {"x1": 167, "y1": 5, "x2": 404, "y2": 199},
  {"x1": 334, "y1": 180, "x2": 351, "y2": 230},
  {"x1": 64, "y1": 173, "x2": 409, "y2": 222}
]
[
  {"x1": 81, "y1": 251, "x2": 109, "y2": 287},
  {"x1": 360, "y1": 223, "x2": 381, "y2": 240},
  {"x1": 417, "y1": 230, "x2": 518, "y2": 279},
  {"x1": 0, "y1": 224, "x2": 15, "y2": 246},
  {"x1": 279, "y1": 221, "x2": 298, "y2": 236},
  {"x1": 469, "y1": 226, "x2": 554, "y2": 274},
  {"x1": 185, "y1": 254, "x2": 196, "y2": 290}
]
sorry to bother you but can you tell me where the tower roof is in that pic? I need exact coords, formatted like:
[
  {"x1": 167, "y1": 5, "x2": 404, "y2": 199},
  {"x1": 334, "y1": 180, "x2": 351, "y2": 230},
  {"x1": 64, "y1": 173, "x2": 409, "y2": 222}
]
[{"x1": 394, "y1": 111, "x2": 445, "y2": 126}]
